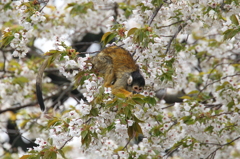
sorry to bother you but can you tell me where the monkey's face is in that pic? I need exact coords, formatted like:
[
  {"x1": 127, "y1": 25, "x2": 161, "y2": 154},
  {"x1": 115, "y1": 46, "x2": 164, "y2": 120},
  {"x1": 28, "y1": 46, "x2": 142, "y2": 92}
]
[
  {"x1": 127, "y1": 71, "x2": 145, "y2": 94},
  {"x1": 132, "y1": 84, "x2": 144, "y2": 93}
]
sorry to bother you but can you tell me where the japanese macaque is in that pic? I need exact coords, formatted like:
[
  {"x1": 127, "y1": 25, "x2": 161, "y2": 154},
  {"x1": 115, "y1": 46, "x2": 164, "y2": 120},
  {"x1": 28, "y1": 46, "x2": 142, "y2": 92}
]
[{"x1": 91, "y1": 45, "x2": 145, "y2": 97}]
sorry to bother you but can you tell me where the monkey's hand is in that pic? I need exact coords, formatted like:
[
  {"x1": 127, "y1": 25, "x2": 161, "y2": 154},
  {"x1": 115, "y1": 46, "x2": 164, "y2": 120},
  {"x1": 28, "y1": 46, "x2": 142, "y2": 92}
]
[{"x1": 111, "y1": 87, "x2": 133, "y2": 98}]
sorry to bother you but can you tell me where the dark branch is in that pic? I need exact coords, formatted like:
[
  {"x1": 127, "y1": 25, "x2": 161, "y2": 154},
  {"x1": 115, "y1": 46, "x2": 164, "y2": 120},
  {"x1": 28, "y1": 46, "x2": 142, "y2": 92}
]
[
  {"x1": 79, "y1": 51, "x2": 100, "y2": 55},
  {"x1": 198, "y1": 73, "x2": 240, "y2": 97},
  {"x1": 165, "y1": 23, "x2": 187, "y2": 54},
  {"x1": 0, "y1": 95, "x2": 55, "y2": 114},
  {"x1": 39, "y1": 0, "x2": 49, "y2": 12},
  {"x1": 59, "y1": 137, "x2": 73, "y2": 150},
  {"x1": 148, "y1": 5, "x2": 162, "y2": 26},
  {"x1": 206, "y1": 136, "x2": 240, "y2": 159}
]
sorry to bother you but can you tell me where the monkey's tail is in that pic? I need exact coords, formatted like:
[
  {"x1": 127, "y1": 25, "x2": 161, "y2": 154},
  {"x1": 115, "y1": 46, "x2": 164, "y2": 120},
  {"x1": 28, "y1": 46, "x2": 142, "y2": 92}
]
[{"x1": 36, "y1": 58, "x2": 49, "y2": 111}]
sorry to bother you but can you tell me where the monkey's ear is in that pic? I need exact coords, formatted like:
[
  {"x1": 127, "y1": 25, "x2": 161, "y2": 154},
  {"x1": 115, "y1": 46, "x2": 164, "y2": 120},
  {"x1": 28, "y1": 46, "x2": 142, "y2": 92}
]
[{"x1": 127, "y1": 75, "x2": 133, "y2": 85}]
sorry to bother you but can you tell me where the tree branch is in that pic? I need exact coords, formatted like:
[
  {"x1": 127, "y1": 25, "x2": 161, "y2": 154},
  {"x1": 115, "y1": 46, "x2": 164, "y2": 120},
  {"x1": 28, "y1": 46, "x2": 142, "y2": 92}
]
[
  {"x1": 79, "y1": 51, "x2": 100, "y2": 55},
  {"x1": 198, "y1": 73, "x2": 240, "y2": 97},
  {"x1": 204, "y1": 62, "x2": 238, "y2": 89},
  {"x1": 206, "y1": 136, "x2": 240, "y2": 159},
  {"x1": 59, "y1": 137, "x2": 73, "y2": 150},
  {"x1": 39, "y1": 0, "x2": 49, "y2": 12},
  {"x1": 148, "y1": 5, "x2": 162, "y2": 26},
  {"x1": 51, "y1": 84, "x2": 74, "y2": 109},
  {"x1": 165, "y1": 23, "x2": 187, "y2": 54},
  {"x1": 0, "y1": 94, "x2": 57, "y2": 114}
]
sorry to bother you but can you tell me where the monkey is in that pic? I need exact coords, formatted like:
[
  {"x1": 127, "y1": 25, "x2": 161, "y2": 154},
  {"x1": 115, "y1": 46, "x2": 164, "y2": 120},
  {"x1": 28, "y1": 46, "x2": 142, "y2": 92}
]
[
  {"x1": 91, "y1": 45, "x2": 145, "y2": 97},
  {"x1": 36, "y1": 46, "x2": 145, "y2": 111}
]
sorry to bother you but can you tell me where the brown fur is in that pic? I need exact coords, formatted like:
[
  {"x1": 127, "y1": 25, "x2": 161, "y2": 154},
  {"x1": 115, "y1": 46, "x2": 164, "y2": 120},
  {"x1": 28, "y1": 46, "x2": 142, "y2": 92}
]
[{"x1": 91, "y1": 46, "x2": 144, "y2": 97}]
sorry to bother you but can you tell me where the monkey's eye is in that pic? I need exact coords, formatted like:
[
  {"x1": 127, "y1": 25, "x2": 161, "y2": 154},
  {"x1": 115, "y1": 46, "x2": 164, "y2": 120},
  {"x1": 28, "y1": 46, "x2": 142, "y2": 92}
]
[
  {"x1": 139, "y1": 88, "x2": 142, "y2": 91},
  {"x1": 133, "y1": 86, "x2": 139, "y2": 90}
]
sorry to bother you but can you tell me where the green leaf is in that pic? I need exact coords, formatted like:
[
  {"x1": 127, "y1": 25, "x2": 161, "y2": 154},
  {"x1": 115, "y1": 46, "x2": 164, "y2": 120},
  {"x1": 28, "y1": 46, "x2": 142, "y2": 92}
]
[
  {"x1": 44, "y1": 50, "x2": 61, "y2": 56},
  {"x1": 47, "y1": 55, "x2": 58, "y2": 66},
  {"x1": 115, "y1": 92, "x2": 127, "y2": 99},
  {"x1": 19, "y1": 119, "x2": 30, "y2": 129},
  {"x1": 81, "y1": 130, "x2": 88, "y2": 139},
  {"x1": 123, "y1": 106, "x2": 132, "y2": 118},
  {"x1": 227, "y1": 100, "x2": 234, "y2": 110},
  {"x1": 132, "y1": 97, "x2": 145, "y2": 104},
  {"x1": 223, "y1": 28, "x2": 240, "y2": 40},
  {"x1": 132, "y1": 115, "x2": 144, "y2": 123},
  {"x1": 47, "y1": 118, "x2": 60, "y2": 128},
  {"x1": 81, "y1": 133, "x2": 91, "y2": 147},
  {"x1": 0, "y1": 33, "x2": 14, "y2": 48},
  {"x1": 144, "y1": 96, "x2": 157, "y2": 105},
  {"x1": 12, "y1": 76, "x2": 29, "y2": 88},
  {"x1": 133, "y1": 122, "x2": 143, "y2": 137},
  {"x1": 101, "y1": 32, "x2": 117, "y2": 45},
  {"x1": 90, "y1": 107, "x2": 99, "y2": 116},
  {"x1": 107, "y1": 123, "x2": 115, "y2": 132},
  {"x1": 58, "y1": 150, "x2": 67, "y2": 159},
  {"x1": 187, "y1": 90, "x2": 199, "y2": 95},
  {"x1": 127, "y1": 27, "x2": 138, "y2": 37},
  {"x1": 66, "y1": 2, "x2": 94, "y2": 16},
  {"x1": 101, "y1": 32, "x2": 112, "y2": 42},
  {"x1": 204, "y1": 125, "x2": 214, "y2": 132},
  {"x1": 230, "y1": 14, "x2": 239, "y2": 25},
  {"x1": 151, "y1": 0, "x2": 163, "y2": 6},
  {"x1": 128, "y1": 126, "x2": 134, "y2": 138},
  {"x1": 106, "y1": 98, "x2": 118, "y2": 107},
  {"x1": 3, "y1": 2, "x2": 13, "y2": 11},
  {"x1": 43, "y1": 150, "x2": 57, "y2": 159},
  {"x1": 181, "y1": 116, "x2": 195, "y2": 125},
  {"x1": 180, "y1": 96, "x2": 192, "y2": 100}
]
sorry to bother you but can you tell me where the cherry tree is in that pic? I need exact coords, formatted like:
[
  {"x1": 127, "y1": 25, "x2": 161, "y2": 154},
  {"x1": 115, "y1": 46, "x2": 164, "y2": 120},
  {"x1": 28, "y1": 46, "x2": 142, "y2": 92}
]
[{"x1": 0, "y1": 0, "x2": 240, "y2": 158}]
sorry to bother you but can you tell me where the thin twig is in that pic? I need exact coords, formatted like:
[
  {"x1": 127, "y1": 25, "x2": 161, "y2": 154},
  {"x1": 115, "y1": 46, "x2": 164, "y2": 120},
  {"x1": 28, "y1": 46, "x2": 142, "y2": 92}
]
[
  {"x1": 165, "y1": 23, "x2": 187, "y2": 54},
  {"x1": 148, "y1": 5, "x2": 162, "y2": 26},
  {"x1": 72, "y1": 42, "x2": 99, "y2": 46},
  {"x1": 204, "y1": 62, "x2": 237, "y2": 89},
  {"x1": 122, "y1": 136, "x2": 133, "y2": 151},
  {"x1": 161, "y1": 103, "x2": 176, "y2": 109},
  {"x1": 206, "y1": 136, "x2": 240, "y2": 159},
  {"x1": 44, "y1": 67, "x2": 79, "y2": 73},
  {"x1": 164, "y1": 146, "x2": 180, "y2": 158},
  {"x1": 158, "y1": 20, "x2": 184, "y2": 28},
  {"x1": 39, "y1": 0, "x2": 49, "y2": 12},
  {"x1": 0, "y1": 102, "x2": 39, "y2": 114},
  {"x1": 51, "y1": 84, "x2": 74, "y2": 109},
  {"x1": 0, "y1": 94, "x2": 56, "y2": 114},
  {"x1": 79, "y1": 51, "x2": 100, "y2": 54},
  {"x1": 59, "y1": 137, "x2": 73, "y2": 150},
  {"x1": 197, "y1": 73, "x2": 240, "y2": 97}
]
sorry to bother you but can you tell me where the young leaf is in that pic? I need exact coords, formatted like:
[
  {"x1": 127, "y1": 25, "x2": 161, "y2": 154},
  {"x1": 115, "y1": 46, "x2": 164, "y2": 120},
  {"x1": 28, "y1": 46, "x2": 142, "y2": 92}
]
[
  {"x1": 101, "y1": 32, "x2": 112, "y2": 42},
  {"x1": 127, "y1": 27, "x2": 138, "y2": 37},
  {"x1": 128, "y1": 126, "x2": 134, "y2": 138},
  {"x1": 230, "y1": 14, "x2": 239, "y2": 25},
  {"x1": 223, "y1": 28, "x2": 240, "y2": 40}
]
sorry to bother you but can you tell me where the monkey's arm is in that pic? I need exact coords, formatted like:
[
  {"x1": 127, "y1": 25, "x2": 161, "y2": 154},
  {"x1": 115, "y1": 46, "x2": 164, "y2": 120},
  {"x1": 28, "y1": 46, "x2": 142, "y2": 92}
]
[
  {"x1": 36, "y1": 58, "x2": 49, "y2": 111},
  {"x1": 110, "y1": 74, "x2": 132, "y2": 97},
  {"x1": 91, "y1": 54, "x2": 116, "y2": 87}
]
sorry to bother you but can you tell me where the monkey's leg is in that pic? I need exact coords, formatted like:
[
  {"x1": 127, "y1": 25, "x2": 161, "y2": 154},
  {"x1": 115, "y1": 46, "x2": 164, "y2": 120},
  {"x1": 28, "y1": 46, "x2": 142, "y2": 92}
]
[{"x1": 104, "y1": 66, "x2": 115, "y2": 87}]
